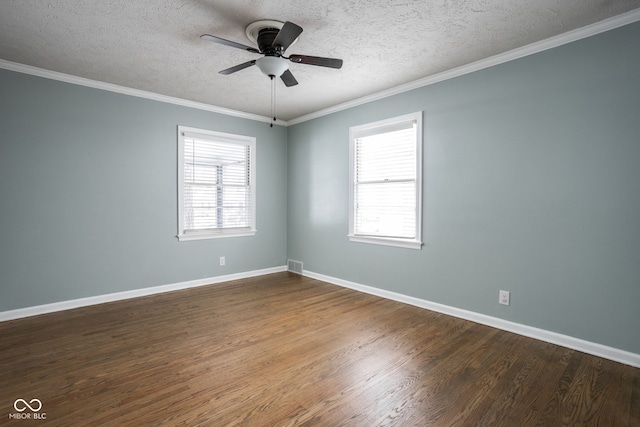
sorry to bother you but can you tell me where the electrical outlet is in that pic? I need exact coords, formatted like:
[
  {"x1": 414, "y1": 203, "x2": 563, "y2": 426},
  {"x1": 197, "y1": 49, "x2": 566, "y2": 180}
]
[
  {"x1": 499, "y1": 290, "x2": 510, "y2": 306},
  {"x1": 219, "y1": 256, "x2": 225, "y2": 266}
]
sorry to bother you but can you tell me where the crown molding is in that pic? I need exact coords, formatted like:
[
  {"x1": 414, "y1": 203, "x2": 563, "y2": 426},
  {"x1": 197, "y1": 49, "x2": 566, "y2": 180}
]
[
  {"x1": 0, "y1": 59, "x2": 287, "y2": 126},
  {"x1": 288, "y1": 8, "x2": 640, "y2": 126},
  {"x1": 2, "y1": 8, "x2": 638, "y2": 127}
]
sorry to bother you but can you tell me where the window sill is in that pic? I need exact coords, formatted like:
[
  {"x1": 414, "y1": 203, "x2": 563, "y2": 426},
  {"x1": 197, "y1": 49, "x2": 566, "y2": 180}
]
[
  {"x1": 178, "y1": 229, "x2": 256, "y2": 241},
  {"x1": 348, "y1": 234, "x2": 423, "y2": 250}
]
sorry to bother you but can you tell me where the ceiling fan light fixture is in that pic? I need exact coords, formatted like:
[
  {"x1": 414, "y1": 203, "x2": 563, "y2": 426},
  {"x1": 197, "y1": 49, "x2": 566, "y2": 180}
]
[{"x1": 256, "y1": 56, "x2": 289, "y2": 77}]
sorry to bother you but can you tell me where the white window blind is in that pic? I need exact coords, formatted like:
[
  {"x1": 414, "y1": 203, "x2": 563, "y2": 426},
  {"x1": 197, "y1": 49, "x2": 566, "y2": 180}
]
[
  {"x1": 349, "y1": 112, "x2": 423, "y2": 249},
  {"x1": 178, "y1": 127, "x2": 256, "y2": 241}
]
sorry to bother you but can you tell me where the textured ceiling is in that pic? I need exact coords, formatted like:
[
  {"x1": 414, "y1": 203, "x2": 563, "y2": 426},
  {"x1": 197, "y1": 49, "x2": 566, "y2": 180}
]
[{"x1": 1, "y1": 0, "x2": 639, "y2": 121}]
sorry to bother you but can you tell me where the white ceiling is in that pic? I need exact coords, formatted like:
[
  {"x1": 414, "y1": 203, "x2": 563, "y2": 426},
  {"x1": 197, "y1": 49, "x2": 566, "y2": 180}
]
[{"x1": 1, "y1": 1, "x2": 639, "y2": 122}]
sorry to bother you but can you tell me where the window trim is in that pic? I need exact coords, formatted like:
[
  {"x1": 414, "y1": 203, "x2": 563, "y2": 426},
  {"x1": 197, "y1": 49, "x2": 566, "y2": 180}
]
[
  {"x1": 348, "y1": 111, "x2": 423, "y2": 250},
  {"x1": 177, "y1": 126, "x2": 256, "y2": 241}
]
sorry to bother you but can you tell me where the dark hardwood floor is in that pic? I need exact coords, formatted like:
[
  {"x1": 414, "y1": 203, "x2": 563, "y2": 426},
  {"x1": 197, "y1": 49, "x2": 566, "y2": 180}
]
[{"x1": 1, "y1": 272, "x2": 638, "y2": 426}]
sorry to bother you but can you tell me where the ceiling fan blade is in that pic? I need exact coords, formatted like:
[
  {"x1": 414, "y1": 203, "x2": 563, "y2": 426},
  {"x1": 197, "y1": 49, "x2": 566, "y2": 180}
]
[
  {"x1": 289, "y1": 54, "x2": 343, "y2": 69},
  {"x1": 201, "y1": 34, "x2": 260, "y2": 53},
  {"x1": 280, "y1": 69, "x2": 298, "y2": 87},
  {"x1": 219, "y1": 60, "x2": 256, "y2": 75},
  {"x1": 272, "y1": 21, "x2": 303, "y2": 52}
]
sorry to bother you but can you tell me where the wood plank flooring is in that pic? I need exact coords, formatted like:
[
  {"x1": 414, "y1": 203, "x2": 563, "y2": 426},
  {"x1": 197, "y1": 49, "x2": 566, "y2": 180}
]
[{"x1": 1, "y1": 272, "x2": 638, "y2": 426}]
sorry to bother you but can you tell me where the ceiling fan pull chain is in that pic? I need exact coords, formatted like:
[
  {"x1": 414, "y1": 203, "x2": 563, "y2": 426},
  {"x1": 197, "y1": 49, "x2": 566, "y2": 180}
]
[{"x1": 270, "y1": 75, "x2": 276, "y2": 127}]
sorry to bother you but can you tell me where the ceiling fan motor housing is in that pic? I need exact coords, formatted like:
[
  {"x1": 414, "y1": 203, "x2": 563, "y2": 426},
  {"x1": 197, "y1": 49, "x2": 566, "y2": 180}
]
[{"x1": 257, "y1": 28, "x2": 281, "y2": 55}]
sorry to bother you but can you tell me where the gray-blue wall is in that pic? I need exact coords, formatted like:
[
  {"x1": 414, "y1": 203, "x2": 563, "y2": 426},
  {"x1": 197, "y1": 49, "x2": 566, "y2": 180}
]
[
  {"x1": 0, "y1": 70, "x2": 287, "y2": 311},
  {"x1": 287, "y1": 22, "x2": 640, "y2": 354}
]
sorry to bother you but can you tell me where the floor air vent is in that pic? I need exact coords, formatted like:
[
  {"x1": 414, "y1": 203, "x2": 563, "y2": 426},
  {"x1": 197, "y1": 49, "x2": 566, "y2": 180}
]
[{"x1": 287, "y1": 259, "x2": 303, "y2": 275}]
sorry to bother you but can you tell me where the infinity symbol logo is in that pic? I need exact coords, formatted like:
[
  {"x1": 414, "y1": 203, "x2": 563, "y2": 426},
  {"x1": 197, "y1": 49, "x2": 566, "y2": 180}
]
[{"x1": 14, "y1": 398, "x2": 42, "y2": 412}]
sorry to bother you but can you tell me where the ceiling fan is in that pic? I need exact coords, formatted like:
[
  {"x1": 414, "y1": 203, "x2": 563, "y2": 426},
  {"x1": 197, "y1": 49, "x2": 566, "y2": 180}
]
[{"x1": 200, "y1": 20, "x2": 343, "y2": 87}]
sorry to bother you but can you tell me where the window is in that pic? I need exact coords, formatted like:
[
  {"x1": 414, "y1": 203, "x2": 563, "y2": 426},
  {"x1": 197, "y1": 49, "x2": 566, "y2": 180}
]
[
  {"x1": 177, "y1": 126, "x2": 256, "y2": 241},
  {"x1": 349, "y1": 112, "x2": 423, "y2": 249}
]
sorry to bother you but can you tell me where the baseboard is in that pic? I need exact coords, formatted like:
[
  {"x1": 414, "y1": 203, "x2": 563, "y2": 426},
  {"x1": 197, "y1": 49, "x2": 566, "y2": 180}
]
[
  {"x1": 302, "y1": 270, "x2": 640, "y2": 368},
  {"x1": 4, "y1": 266, "x2": 637, "y2": 367},
  {"x1": 0, "y1": 266, "x2": 287, "y2": 322}
]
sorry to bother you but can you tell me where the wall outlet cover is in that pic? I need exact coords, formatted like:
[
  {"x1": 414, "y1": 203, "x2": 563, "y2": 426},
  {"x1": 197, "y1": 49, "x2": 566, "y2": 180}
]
[{"x1": 499, "y1": 290, "x2": 510, "y2": 305}]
